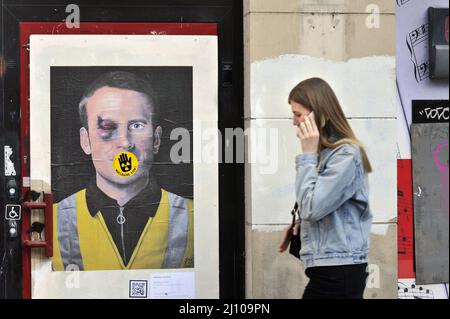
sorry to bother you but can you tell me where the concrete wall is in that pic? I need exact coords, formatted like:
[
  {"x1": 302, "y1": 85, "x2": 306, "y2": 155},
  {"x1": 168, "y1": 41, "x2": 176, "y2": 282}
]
[{"x1": 244, "y1": 0, "x2": 397, "y2": 299}]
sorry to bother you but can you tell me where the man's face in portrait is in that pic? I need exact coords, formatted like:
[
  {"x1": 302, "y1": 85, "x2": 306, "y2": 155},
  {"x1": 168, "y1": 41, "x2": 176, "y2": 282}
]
[{"x1": 79, "y1": 86, "x2": 162, "y2": 185}]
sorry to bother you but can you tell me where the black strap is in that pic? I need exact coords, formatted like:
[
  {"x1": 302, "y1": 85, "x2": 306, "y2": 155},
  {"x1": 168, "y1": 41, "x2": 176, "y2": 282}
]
[{"x1": 291, "y1": 202, "x2": 299, "y2": 224}]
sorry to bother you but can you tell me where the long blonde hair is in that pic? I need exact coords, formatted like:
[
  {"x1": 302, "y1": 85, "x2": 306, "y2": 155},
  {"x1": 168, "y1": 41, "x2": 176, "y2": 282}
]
[{"x1": 289, "y1": 77, "x2": 373, "y2": 173}]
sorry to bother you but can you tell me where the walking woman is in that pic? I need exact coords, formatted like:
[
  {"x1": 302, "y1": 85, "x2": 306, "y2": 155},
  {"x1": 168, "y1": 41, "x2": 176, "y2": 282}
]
[{"x1": 279, "y1": 78, "x2": 373, "y2": 299}]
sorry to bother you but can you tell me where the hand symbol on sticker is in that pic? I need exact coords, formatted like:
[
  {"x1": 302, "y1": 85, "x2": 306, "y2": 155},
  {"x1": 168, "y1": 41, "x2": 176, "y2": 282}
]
[{"x1": 119, "y1": 153, "x2": 132, "y2": 173}]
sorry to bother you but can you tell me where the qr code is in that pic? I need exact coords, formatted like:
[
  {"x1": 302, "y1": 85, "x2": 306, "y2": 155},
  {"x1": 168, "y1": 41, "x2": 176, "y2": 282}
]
[{"x1": 129, "y1": 280, "x2": 148, "y2": 298}]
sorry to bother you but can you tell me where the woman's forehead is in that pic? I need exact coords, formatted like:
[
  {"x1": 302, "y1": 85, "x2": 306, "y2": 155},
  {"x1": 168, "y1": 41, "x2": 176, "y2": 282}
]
[{"x1": 291, "y1": 101, "x2": 309, "y2": 113}]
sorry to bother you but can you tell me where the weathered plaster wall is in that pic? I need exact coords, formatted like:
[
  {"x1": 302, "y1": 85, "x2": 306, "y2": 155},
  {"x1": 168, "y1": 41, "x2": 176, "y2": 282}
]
[{"x1": 244, "y1": 0, "x2": 397, "y2": 299}]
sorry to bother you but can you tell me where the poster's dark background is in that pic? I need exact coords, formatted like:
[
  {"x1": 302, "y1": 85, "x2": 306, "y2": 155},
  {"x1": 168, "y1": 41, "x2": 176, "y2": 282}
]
[{"x1": 50, "y1": 66, "x2": 193, "y2": 203}]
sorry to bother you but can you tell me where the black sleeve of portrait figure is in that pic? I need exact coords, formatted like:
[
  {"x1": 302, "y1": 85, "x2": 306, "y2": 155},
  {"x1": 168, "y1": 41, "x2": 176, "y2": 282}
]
[{"x1": 50, "y1": 66, "x2": 193, "y2": 203}]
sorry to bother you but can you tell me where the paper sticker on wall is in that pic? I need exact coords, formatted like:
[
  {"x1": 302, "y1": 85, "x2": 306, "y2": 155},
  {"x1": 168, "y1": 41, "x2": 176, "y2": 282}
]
[
  {"x1": 398, "y1": 278, "x2": 449, "y2": 299},
  {"x1": 129, "y1": 280, "x2": 148, "y2": 299},
  {"x1": 150, "y1": 272, "x2": 195, "y2": 299},
  {"x1": 396, "y1": 0, "x2": 449, "y2": 128},
  {"x1": 113, "y1": 152, "x2": 138, "y2": 177},
  {"x1": 412, "y1": 123, "x2": 449, "y2": 284},
  {"x1": 29, "y1": 32, "x2": 219, "y2": 298},
  {"x1": 4, "y1": 145, "x2": 16, "y2": 176},
  {"x1": 5, "y1": 204, "x2": 21, "y2": 221},
  {"x1": 412, "y1": 100, "x2": 449, "y2": 124}
]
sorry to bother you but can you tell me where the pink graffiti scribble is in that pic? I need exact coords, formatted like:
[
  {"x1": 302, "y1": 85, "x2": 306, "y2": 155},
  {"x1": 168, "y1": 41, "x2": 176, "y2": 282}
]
[{"x1": 434, "y1": 141, "x2": 449, "y2": 213}]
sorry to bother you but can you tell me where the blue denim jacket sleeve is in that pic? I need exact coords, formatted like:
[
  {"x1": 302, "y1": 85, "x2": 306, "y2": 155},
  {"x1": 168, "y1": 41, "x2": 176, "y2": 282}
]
[{"x1": 295, "y1": 144, "x2": 358, "y2": 222}]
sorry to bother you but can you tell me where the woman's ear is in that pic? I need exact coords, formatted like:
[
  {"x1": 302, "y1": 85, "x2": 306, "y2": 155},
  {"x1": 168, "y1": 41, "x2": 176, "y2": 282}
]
[
  {"x1": 80, "y1": 127, "x2": 92, "y2": 155},
  {"x1": 320, "y1": 114, "x2": 327, "y2": 128}
]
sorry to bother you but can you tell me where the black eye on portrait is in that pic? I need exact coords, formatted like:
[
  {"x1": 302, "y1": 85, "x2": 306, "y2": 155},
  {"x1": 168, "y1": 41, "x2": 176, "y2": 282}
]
[{"x1": 97, "y1": 116, "x2": 118, "y2": 140}]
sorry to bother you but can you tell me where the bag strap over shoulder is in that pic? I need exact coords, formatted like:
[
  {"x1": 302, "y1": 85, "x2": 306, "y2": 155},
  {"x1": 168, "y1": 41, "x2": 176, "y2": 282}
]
[{"x1": 291, "y1": 202, "x2": 299, "y2": 225}]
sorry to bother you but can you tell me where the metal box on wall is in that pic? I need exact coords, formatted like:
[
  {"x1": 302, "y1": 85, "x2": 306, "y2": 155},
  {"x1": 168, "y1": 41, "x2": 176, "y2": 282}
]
[{"x1": 428, "y1": 7, "x2": 449, "y2": 79}]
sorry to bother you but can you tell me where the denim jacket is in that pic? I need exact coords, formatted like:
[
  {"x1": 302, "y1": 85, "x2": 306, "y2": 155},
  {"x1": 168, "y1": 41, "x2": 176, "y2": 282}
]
[{"x1": 295, "y1": 143, "x2": 372, "y2": 268}]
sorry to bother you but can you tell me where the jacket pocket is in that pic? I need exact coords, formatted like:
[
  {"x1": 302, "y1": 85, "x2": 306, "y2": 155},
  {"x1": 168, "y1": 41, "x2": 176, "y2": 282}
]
[
  {"x1": 305, "y1": 220, "x2": 320, "y2": 254},
  {"x1": 322, "y1": 212, "x2": 349, "y2": 254}
]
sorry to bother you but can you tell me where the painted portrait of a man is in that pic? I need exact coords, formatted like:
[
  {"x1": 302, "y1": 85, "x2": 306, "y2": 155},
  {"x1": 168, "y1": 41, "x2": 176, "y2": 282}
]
[{"x1": 50, "y1": 69, "x2": 194, "y2": 271}]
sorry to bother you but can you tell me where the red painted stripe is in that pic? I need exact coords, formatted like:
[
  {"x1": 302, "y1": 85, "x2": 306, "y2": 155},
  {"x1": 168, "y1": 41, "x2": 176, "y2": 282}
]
[
  {"x1": 20, "y1": 22, "x2": 217, "y2": 36},
  {"x1": 397, "y1": 159, "x2": 416, "y2": 279},
  {"x1": 20, "y1": 23, "x2": 31, "y2": 298}
]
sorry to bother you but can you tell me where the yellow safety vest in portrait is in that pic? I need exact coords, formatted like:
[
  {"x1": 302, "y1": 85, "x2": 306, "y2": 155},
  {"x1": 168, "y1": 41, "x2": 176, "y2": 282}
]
[{"x1": 51, "y1": 189, "x2": 193, "y2": 271}]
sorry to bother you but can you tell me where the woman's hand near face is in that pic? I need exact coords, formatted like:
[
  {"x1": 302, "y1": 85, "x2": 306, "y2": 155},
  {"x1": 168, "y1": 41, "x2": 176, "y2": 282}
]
[{"x1": 297, "y1": 112, "x2": 320, "y2": 154}]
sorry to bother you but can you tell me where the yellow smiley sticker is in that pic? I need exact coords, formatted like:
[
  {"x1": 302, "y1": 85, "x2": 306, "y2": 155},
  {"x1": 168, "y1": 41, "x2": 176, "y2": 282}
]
[{"x1": 113, "y1": 152, "x2": 138, "y2": 177}]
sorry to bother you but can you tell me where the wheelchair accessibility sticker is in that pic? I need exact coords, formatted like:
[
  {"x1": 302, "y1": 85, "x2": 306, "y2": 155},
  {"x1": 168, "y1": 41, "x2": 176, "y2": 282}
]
[{"x1": 5, "y1": 204, "x2": 21, "y2": 221}]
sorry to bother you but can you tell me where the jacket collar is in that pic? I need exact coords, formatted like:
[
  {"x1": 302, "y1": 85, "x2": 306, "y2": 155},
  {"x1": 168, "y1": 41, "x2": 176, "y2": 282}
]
[{"x1": 85, "y1": 178, "x2": 162, "y2": 218}]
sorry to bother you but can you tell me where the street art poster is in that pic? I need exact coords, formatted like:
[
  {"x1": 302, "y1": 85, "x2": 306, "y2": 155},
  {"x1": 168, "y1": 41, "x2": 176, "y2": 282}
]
[
  {"x1": 412, "y1": 100, "x2": 449, "y2": 124},
  {"x1": 396, "y1": 0, "x2": 449, "y2": 298},
  {"x1": 29, "y1": 34, "x2": 219, "y2": 298},
  {"x1": 412, "y1": 123, "x2": 449, "y2": 285},
  {"x1": 398, "y1": 278, "x2": 449, "y2": 299},
  {"x1": 396, "y1": 0, "x2": 449, "y2": 130},
  {"x1": 50, "y1": 66, "x2": 194, "y2": 271}
]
